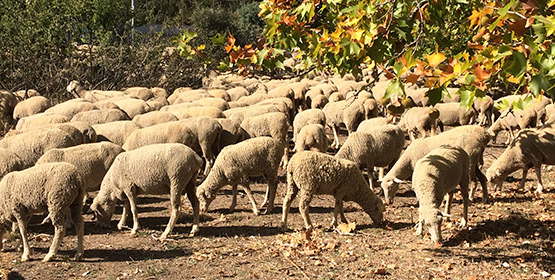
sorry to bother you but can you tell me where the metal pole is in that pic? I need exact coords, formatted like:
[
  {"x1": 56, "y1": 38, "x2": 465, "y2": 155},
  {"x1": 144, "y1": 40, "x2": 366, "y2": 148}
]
[{"x1": 131, "y1": 0, "x2": 135, "y2": 39}]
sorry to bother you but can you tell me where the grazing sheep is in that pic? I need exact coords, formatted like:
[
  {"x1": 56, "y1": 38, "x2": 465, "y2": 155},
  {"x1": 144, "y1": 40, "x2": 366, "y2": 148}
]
[
  {"x1": 294, "y1": 124, "x2": 329, "y2": 153},
  {"x1": 486, "y1": 125, "x2": 555, "y2": 193},
  {"x1": 36, "y1": 142, "x2": 125, "y2": 200},
  {"x1": 292, "y1": 109, "x2": 326, "y2": 141},
  {"x1": 151, "y1": 87, "x2": 168, "y2": 98},
  {"x1": 311, "y1": 94, "x2": 329, "y2": 109},
  {"x1": 289, "y1": 82, "x2": 310, "y2": 110},
  {"x1": 434, "y1": 102, "x2": 477, "y2": 131},
  {"x1": 170, "y1": 89, "x2": 211, "y2": 104},
  {"x1": 44, "y1": 100, "x2": 98, "y2": 120},
  {"x1": 363, "y1": 98, "x2": 379, "y2": 119},
  {"x1": 224, "y1": 105, "x2": 282, "y2": 123},
  {"x1": 227, "y1": 87, "x2": 250, "y2": 101},
  {"x1": 413, "y1": 145, "x2": 470, "y2": 244},
  {"x1": 122, "y1": 120, "x2": 196, "y2": 150},
  {"x1": 93, "y1": 121, "x2": 141, "y2": 146},
  {"x1": 0, "y1": 128, "x2": 78, "y2": 168},
  {"x1": 356, "y1": 117, "x2": 390, "y2": 132},
  {"x1": 336, "y1": 125, "x2": 405, "y2": 189},
  {"x1": 15, "y1": 113, "x2": 69, "y2": 130},
  {"x1": 13, "y1": 96, "x2": 51, "y2": 120},
  {"x1": 66, "y1": 121, "x2": 98, "y2": 143},
  {"x1": 196, "y1": 137, "x2": 284, "y2": 215},
  {"x1": 14, "y1": 89, "x2": 40, "y2": 99},
  {"x1": 190, "y1": 97, "x2": 230, "y2": 111},
  {"x1": 215, "y1": 118, "x2": 247, "y2": 150},
  {"x1": 181, "y1": 106, "x2": 226, "y2": 119},
  {"x1": 313, "y1": 83, "x2": 338, "y2": 97},
  {"x1": 132, "y1": 111, "x2": 178, "y2": 127},
  {"x1": 70, "y1": 109, "x2": 130, "y2": 125},
  {"x1": 145, "y1": 97, "x2": 169, "y2": 111},
  {"x1": 0, "y1": 148, "x2": 24, "y2": 177},
  {"x1": 7, "y1": 122, "x2": 95, "y2": 145},
  {"x1": 257, "y1": 97, "x2": 296, "y2": 123},
  {"x1": 240, "y1": 112, "x2": 290, "y2": 166},
  {"x1": 179, "y1": 117, "x2": 223, "y2": 176},
  {"x1": 113, "y1": 98, "x2": 150, "y2": 119},
  {"x1": 488, "y1": 108, "x2": 537, "y2": 144},
  {"x1": 381, "y1": 126, "x2": 490, "y2": 204},
  {"x1": 281, "y1": 151, "x2": 384, "y2": 230},
  {"x1": 208, "y1": 89, "x2": 231, "y2": 101},
  {"x1": 0, "y1": 162, "x2": 84, "y2": 262},
  {"x1": 323, "y1": 100, "x2": 365, "y2": 149},
  {"x1": 398, "y1": 107, "x2": 440, "y2": 140},
  {"x1": 237, "y1": 94, "x2": 270, "y2": 106},
  {"x1": 90, "y1": 143, "x2": 203, "y2": 240},
  {"x1": 94, "y1": 100, "x2": 121, "y2": 110},
  {"x1": 0, "y1": 91, "x2": 20, "y2": 128}
]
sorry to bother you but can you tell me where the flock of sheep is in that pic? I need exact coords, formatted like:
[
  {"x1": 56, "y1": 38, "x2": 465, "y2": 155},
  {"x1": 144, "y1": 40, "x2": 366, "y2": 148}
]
[{"x1": 0, "y1": 71, "x2": 553, "y2": 262}]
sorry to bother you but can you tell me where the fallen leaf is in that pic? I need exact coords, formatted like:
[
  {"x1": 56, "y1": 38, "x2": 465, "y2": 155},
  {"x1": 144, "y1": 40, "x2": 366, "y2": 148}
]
[
  {"x1": 324, "y1": 241, "x2": 338, "y2": 250},
  {"x1": 443, "y1": 263, "x2": 453, "y2": 270},
  {"x1": 425, "y1": 257, "x2": 433, "y2": 262},
  {"x1": 336, "y1": 222, "x2": 356, "y2": 234},
  {"x1": 387, "y1": 264, "x2": 397, "y2": 270},
  {"x1": 373, "y1": 268, "x2": 388, "y2": 275}
]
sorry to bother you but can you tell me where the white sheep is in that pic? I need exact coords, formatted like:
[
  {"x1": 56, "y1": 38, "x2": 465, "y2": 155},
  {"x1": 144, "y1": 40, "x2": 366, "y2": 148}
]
[
  {"x1": 216, "y1": 118, "x2": 247, "y2": 150},
  {"x1": 90, "y1": 143, "x2": 203, "y2": 240},
  {"x1": 336, "y1": 125, "x2": 405, "y2": 189},
  {"x1": 311, "y1": 94, "x2": 329, "y2": 109},
  {"x1": 281, "y1": 151, "x2": 384, "y2": 230},
  {"x1": 381, "y1": 125, "x2": 490, "y2": 204},
  {"x1": 70, "y1": 108, "x2": 130, "y2": 125},
  {"x1": 145, "y1": 96, "x2": 169, "y2": 111},
  {"x1": 15, "y1": 113, "x2": 68, "y2": 130},
  {"x1": 36, "y1": 142, "x2": 125, "y2": 201},
  {"x1": 179, "y1": 117, "x2": 223, "y2": 176},
  {"x1": 189, "y1": 97, "x2": 230, "y2": 111},
  {"x1": 67, "y1": 80, "x2": 124, "y2": 102},
  {"x1": 434, "y1": 102, "x2": 477, "y2": 131},
  {"x1": 412, "y1": 145, "x2": 470, "y2": 244},
  {"x1": 13, "y1": 96, "x2": 51, "y2": 120},
  {"x1": 292, "y1": 109, "x2": 326, "y2": 141},
  {"x1": 398, "y1": 107, "x2": 440, "y2": 140},
  {"x1": 132, "y1": 111, "x2": 178, "y2": 127},
  {"x1": 113, "y1": 98, "x2": 151, "y2": 119},
  {"x1": 92, "y1": 120, "x2": 141, "y2": 146},
  {"x1": 356, "y1": 117, "x2": 391, "y2": 132},
  {"x1": 486, "y1": 124, "x2": 555, "y2": 193},
  {"x1": 488, "y1": 108, "x2": 537, "y2": 144},
  {"x1": 196, "y1": 137, "x2": 284, "y2": 215},
  {"x1": 240, "y1": 112, "x2": 290, "y2": 167},
  {"x1": 122, "y1": 121, "x2": 196, "y2": 151},
  {"x1": 123, "y1": 87, "x2": 154, "y2": 101},
  {"x1": 474, "y1": 96, "x2": 494, "y2": 126},
  {"x1": 0, "y1": 162, "x2": 84, "y2": 262},
  {"x1": 0, "y1": 148, "x2": 24, "y2": 177},
  {"x1": 44, "y1": 100, "x2": 98, "y2": 120},
  {"x1": 322, "y1": 99, "x2": 365, "y2": 149},
  {"x1": 294, "y1": 124, "x2": 329, "y2": 153}
]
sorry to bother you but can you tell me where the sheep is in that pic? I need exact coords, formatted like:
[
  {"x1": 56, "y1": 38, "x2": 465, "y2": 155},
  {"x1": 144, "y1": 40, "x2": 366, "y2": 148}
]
[
  {"x1": 150, "y1": 87, "x2": 168, "y2": 98},
  {"x1": 257, "y1": 97, "x2": 296, "y2": 122},
  {"x1": 14, "y1": 89, "x2": 40, "y2": 99},
  {"x1": 304, "y1": 87, "x2": 324, "y2": 107},
  {"x1": 0, "y1": 128, "x2": 78, "y2": 168},
  {"x1": 94, "y1": 100, "x2": 121, "y2": 110},
  {"x1": 312, "y1": 83, "x2": 338, "y2": 97},
  {"x1": 208, "y1": 89, "x2": 231, "y2": 101},
  {"x1": 196, "y1": 137, "x2": 284, "y2": 215},
  {"x1": 90, "y1": 143, "x2": 203, "y2": 240},
  {"x1": 123, "y1": 87, "x2": 154, "y2": 101},
  {"x1": 281, "y1": 151, "x2": 384, "y2": 230},
  {"x1": 468, "y1": 96, "x2": 492, "y2": 126},
  {"x1": 216, "y1": 118, "x2": 247, "y2": 150},
  {"x1": 171, "y1": 90, "x2": 212, "y2": 105},
  {"x1": 546, "y1": 103, "x2": 555, "y2": 123},
  {"x1": 311, "y1": 94, "x2": 329, "y2": 109},
  {"x1": 412, "y1": 145, "x2": 470, "y2": 244},
  {"x1": 190, "y1": 97, "x2": 230, "y2": 111},
  {"x1": 13, "y1": 96, "x2": 51, "y2": 120},
  {"x1": 8, "y1": 122, "x2": 95, "y2": 145},
  {"x1": 44, "y1": 100, "x2": 98, "y2": 120},
  {"x1": 237, "y1": 94, "x2": 270, "y2": 106},
  {"x1": 0, "y1": 148, "x2": 24, "y2": 177},
  {"x1": 322, "y1": 100, "x2": 365, "y2": 149},
  {"x1": 36, "y1": 142, "x2": 125, "y2": 201},
  {"x1": 180, "y1": 106, "x2": 226, "y2": 119},
  {"x1": 132, "y1": 111, "x2": 178, "y2": 127},
  {"x1": 224, "y1": 105, "x2": 282, "y2": 123},
  {"x1": 294, "y1": 124, "x2": 329, "y2": 153},
  {"x1": 289, "y1": 82, "x2": 310, "y2": 110},
  {"x1": 292, "y1": 109, "x2": 326, "y2": 141},
  {"x1": 226, "y1": 87, "x2": 250, "y2": 101},
  {"x1": 63, "y1": 121, "x2": 98, "y2": 144},
  {"x1": 70, "y1": 109, "x2": 130, "y2": 125},
  {"x1": 381, "y1": 125, "x2": 490, "y2": 204},
  {"x1": 113, "y1": 98, "x2": 150, "y2": 119},
  {"x1": 0, "y1": 162, "x2": 84, "y2": 262},
  {"x1": 15, "y1": 113, "x2": 69, "y2": 130},
  {"x1": 122, "y1": 121, "x2": 196, "y2": 151},
  {"x1": 488, "y1": 107, "x2": 537, "y2": 144},
  {"x1": 145, "y1": 97, "x2": 169, "y2": 111},
  {"x1": 486, "y1": 125, "x2": 555, "y2": 193},
  {"x1": 329, "y1": 92, "x2": 345, "y2": 102},
  {"x1": 532, "y1": 96, "x2": 552, "y2": 125},
  {"x1": 93, "y1": 121, "x2": 141, "y2": 146},
  {"x1": 363, "y1": 98, "x2": 379, "y2": 119},
  {"x1": 398, "y1": 107, "x2": 440, "y2": 140},
  {"x1": 434, "y1": 102, "x2": 477, "y2": 131},
  {"x1": 356, "y1": 117, "x2": 391, "y2": 132},
  {"x1": 67, "y1": 80, "x2": 124, "y2": 102},
  {"x1": 0, "y1": 91, "x2": 20, "y2": 128},
  {"x1": 179, "y1": 117, "x2": 223, "y2": 176},
  {"x1": 336, "y1": 125, "x2": 405, "y2": 189},
  {"x1": 240, "y1": 112, "x2": 290, "y2": 167}
]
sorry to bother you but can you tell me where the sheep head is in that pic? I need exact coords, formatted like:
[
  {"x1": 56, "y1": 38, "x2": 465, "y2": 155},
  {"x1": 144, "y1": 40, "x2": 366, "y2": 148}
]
[
  {"x1": 380, "y1": 177, "x2": 402, "y2": 205},
  {"x1": 90, "y1": 194, "x2": 115, "y2": 228},
  {"x1": 421, "y1": 208, "x2": 444, "y2": 245},
  {"x1": 196, "y1": 186, "x2": 215, "y2": 213}
]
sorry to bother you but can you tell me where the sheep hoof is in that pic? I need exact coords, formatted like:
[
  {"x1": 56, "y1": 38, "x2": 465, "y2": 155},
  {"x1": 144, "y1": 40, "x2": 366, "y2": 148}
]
[
  {"x1": 253, "y1": 210, "x2": 260, "y2": 216},
  {"x1": 21, "y1": 254, "x2": 31, "y2": 262},
  {"x1": 74, "y1": 252, "x2": 83, "y2": 262},
  {"x1": 42, "y1": 254, "x2": 54, "y2": 262},
  {"x1": 189, "y1": 225, "x2": 199, "y2": 237}
]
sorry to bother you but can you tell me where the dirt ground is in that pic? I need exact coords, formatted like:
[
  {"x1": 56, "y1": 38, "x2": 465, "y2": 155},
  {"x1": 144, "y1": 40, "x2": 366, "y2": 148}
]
[{"x1": 1, "y1": 129, "x2": 554, "y2": 280}]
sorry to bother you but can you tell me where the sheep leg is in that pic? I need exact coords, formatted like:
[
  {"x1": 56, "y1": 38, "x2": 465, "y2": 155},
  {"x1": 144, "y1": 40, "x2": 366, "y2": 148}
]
[
  {"x1": 230, "y1": 185, "x2": 238, "y2": 213},
  {"x1": 415, "y1": 211, "x2": 423, "y2": 236},
  {"x1": 184, "y1": 174, "x2": 200, "y2": 237},
  {"x1": 69, "y1": 198, "x2": 84, "y2": 261},
  {"x1": 299, "y1": 190, "x2": 314, "y2": 231},
  {"x1": 459, "y1": 167, "x2": 470, "y2": 228},
  {"x1": 281, "y1": 174, "x2": 298, "y2": 230},
  {"x1": 534, "y1": 165, "x2": 544, "y2": 193},
  {"x1": 444, "y1": 192, "x2": 453, "y2": 217},
  {"x1": 13, "y1": 212, "x2": 31, "y2": 262},
  {"x1": 331, "y1": 125, "x2": 340, "y2": 149},
  {"x1": 505, "y1": 128, "x2": 514, "y2": 145},
  {"x1": 117, "y1": 200, "x2": 130, "y2": 230},
  {"x1": 262, "y1": 175, "x2": 279, "y2": 214},
  {"x1": 160, "y1": 182, "x2": 182, "y2": 241},
  {"x1": 331, "y1": 198, "x2": 348, "y2": 227},
  {"x1": 476, "y1": 167, "x2": 489, "y2": 203},
  {"x1": 408, "y1": 130, "x2": 416, "y2": 141},
  {"x1": 200, "y1": 144, "x2": 214, "y2": 177},
  {"x1": 240, "y1": 183, "x2": 260, "y2": 216},
  {"x1": 43, "y1": 212, "x2": 66, "y2": 262},
  {"x1": 518, "y1": 168, "x2": 529, "y2": 189},
  {"x1": 123, "y1": 188, "x2": 141, "y2": 236}
]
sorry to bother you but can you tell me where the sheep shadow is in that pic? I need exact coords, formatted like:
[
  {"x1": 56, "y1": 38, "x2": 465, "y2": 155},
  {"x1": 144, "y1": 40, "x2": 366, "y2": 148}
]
[
  {"x1": 195, "y1": 225, "x2": 284, "y2": 237},
  {"x1": 30, "y1": 247, "x2": 192, "y2": 262}
]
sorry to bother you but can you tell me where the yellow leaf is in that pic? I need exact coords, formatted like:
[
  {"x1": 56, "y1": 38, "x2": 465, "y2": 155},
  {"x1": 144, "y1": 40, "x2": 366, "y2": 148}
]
[
  {"x1": 336, "y1": 222, "x2": 356, "y2": 234},
  {"x1": 351, "y1": 29, "x2": 364, "y2": 41},
  {"x1": 331, "y1": 28, "x2": 342, "y2": 39},
  {"x1": 197, "y1": 44, "x2": 206, "y2": 51},
  {"x1": 426, "y1": 51, "x2": 446, "y2": 67},
  {"x1": 549, "y1": 0, "x2": 555, "y2": 7}
]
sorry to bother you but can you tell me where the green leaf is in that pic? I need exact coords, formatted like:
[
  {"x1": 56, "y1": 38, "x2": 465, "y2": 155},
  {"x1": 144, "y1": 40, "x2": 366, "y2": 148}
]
[
  {"x1": 530, "y1": 74, "x2": 551, "y2": 95},
  {"x1": 210, "y1": 33, "x2": 226, "y2": 45},
  {"x1": 426, "y1": 87, "x2": 445, "y2": 106},
  {"x1": 458, "y1": 87, "x2": 475, "y2": 109},
  {"x1": 495, "y1": 99, "x2": 511, "y2": 111},
  {"x1": 504, "y1": 52, "x2": 527, "y2": 78},
  {"x1": 384, "y1": 78, "x2": 404, "y2": 100}
]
